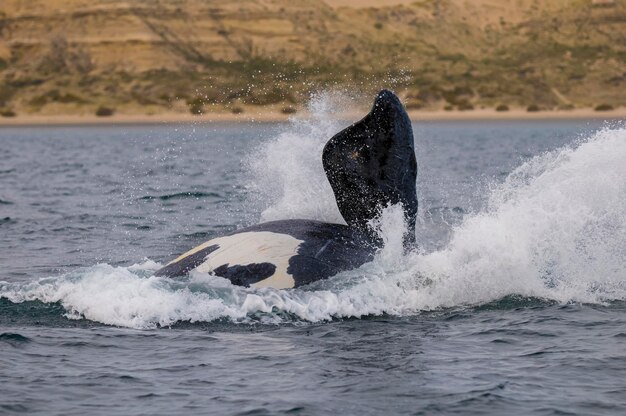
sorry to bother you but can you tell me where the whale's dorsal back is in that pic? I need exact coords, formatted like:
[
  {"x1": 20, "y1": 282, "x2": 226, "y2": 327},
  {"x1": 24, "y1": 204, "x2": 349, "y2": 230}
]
[{"x1": 322, "y1": 90, "x2": 417, "y2": 243}]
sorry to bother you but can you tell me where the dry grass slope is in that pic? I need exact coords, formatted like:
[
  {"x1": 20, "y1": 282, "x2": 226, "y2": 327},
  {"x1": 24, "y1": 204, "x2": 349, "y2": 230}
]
[{"x1": 0, "y1": 0, "x2": 625, "y2": 116}]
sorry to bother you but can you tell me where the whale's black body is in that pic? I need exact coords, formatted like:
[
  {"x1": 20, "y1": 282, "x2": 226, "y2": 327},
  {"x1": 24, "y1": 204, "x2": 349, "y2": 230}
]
[
  {"x1": 156, "y1": 90, "x2": 417, "y2": 289},
  {"x1": 156, "y1": 219, "x2": 376, "y2": 288}
]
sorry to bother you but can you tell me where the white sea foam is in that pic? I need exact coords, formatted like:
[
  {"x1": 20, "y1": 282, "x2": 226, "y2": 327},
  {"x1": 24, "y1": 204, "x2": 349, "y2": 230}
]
[{"x1": 1, "y1": 118, "x2": 625, "y2": 328}]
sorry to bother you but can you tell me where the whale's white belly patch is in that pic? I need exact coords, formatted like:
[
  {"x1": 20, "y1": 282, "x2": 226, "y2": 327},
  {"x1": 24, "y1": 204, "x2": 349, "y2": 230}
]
[{"x1": 169, "y1": 231, "x2": 304, "y2": 289}]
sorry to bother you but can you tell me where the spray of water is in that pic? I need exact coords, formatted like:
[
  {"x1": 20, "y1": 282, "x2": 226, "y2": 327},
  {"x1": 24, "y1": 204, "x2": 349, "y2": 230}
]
[
  {"x1": 245, "y1": 92, "x2": 357, "y2": 224},
  {"x1": 414, "y1": 127, "x2": 626, "y2": 306},
  {"x1": 1, "y1": 97, "x2": 625, "y2": 328}
]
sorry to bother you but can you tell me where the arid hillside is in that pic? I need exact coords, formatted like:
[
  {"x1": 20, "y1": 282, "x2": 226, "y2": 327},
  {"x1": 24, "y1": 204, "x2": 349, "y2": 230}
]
[{"x1": 1, "y1": 0, "x2": 625, "y2": 116}]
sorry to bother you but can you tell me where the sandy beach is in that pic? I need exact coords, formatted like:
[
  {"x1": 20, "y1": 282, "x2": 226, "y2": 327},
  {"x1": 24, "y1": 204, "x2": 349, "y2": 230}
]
[{"x1": 1, "y1": 108, "x2": 625, "y2": 126}]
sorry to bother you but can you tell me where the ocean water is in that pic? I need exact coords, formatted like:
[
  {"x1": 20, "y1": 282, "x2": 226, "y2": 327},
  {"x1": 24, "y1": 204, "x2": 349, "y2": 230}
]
[{"x1": 1, "y1": 109, "x2": 625, "y2": 414}]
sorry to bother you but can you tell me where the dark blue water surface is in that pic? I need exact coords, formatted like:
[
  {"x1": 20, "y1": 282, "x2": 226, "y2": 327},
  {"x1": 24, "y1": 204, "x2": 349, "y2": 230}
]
[{"x1": 1, "y1": 119, "x2": 625, "y2": 415}]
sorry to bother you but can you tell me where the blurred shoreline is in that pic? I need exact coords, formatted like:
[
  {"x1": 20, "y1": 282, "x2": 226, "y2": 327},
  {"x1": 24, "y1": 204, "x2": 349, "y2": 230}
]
[
  {"x1": 1, "y1": 108, "x2": 625, "y2": 126},
  {"x1": 2, "y1": 1, "x2": 625, "y2": 122}
]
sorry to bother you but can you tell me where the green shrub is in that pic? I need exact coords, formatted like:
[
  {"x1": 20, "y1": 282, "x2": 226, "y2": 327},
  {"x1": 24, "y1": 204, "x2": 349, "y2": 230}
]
[
  {"x1": 0, "y1": 109, "x2": 16, "y2": 117},
  {"x1": 444, "y1": 104, "x2": 454, "y2": 111},
  {"x1": 458, "y1": 101, "x2": 474, "y2": 111},
  {"x1": 527, "y1": 104, "x2": 540, "y2": 112},
  {"x1": 186, "y1": 96, "x2": 205, "y2": 106},
  {"x1": 281, "y1": 106, "x2": 297, "y2": 114},
  {"x1": 374, "y1": 22, "x2": 383, "y2": 30},
  {"x1": 594, "y1": 103, "x2": 614, "y2": 111},
  {"x1": 189, "y1": 102, "x2": 204, "y2": 115},
  {"x1": 231, "y1": 106, "x2": 244, "y2": 114},
  {"x1": 495, "y1": 104, "x2": 509, "y2": 112},
  {"x1": 95, "y1": 106, "x2": 114, "y2": 117}
]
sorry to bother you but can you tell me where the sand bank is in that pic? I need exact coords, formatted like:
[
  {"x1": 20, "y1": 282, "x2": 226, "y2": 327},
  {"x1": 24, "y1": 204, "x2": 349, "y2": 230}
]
[{"x1": 1, "y1": 108, "x2": 625, "y2": 127}]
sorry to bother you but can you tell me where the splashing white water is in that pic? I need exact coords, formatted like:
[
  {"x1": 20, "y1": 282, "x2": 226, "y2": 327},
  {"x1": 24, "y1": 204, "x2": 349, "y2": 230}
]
[
  {"x1": 245, "y1": 93, "x2": 352, "y2": 224},
  {"x1": 413, "y1": 127, "x2": 626, "y2": 307},
  {"x1": 1, "y1": 120, "x2": 625, "y2": 328}
]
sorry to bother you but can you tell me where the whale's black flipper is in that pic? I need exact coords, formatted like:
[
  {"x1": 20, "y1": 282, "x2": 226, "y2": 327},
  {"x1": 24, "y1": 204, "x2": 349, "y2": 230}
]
[{"x1": 322, "y1": 90, "x2": 418, "y2": 245}]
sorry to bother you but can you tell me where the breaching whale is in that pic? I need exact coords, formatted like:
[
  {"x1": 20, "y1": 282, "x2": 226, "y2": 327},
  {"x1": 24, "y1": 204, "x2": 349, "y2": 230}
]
[{"x1": 156, "y1": 90, "x2": 418, "y2": 289}]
